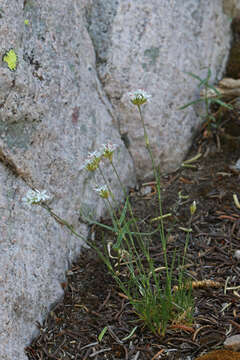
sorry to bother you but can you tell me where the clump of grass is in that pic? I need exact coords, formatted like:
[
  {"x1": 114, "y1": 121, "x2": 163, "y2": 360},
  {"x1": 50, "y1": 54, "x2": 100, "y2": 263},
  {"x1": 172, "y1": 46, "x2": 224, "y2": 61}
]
[{"x1": 22, "y1": 89, "x2": 195, "y2": 336}]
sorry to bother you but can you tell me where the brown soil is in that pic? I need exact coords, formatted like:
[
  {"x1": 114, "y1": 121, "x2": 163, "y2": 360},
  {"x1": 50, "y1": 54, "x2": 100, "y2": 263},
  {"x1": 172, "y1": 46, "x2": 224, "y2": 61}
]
[
  {"x1": 195, "y1": 349, "x2": 240, "y2": 360},
  {"x1": 25, "y1": 118, "x2": 240, "y2": 360}
]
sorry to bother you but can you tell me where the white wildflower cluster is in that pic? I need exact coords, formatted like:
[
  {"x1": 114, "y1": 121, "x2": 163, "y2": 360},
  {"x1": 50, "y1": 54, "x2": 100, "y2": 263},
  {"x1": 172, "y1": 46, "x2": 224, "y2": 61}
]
[
  {"x1": 94, "y1": 185, "x2": 109, "y2": 199},
  {"x1": 81, "y1": 150, "x2": 102, "y2": 172},
  {"x1": 128, "y1": 89, "x2": 151, "y2": 106},
  {"x1": 22, "y1": 189, "x2": 50, "y2": 206},
  {"x1": 101, "y1": 142, "x2": 118, "y2": 162},
  {"x1": 81, "y1": 142, "x2": 118, "y2": 172}
]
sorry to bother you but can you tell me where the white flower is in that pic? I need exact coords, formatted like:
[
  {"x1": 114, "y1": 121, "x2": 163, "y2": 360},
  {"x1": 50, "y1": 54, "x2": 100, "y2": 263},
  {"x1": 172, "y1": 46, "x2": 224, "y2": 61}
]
[
  {"x1": 128, "y1": 89, "x2": 151, "y2": 106},
  {"x1": 22, "y1": 189, "x2": 50, "y2": 206},
  {"x1": 81, "y1": 150, "x2": 102, "y2": 171},
  {"x1": 101, "y1": 142, "x2": 118, "y2": 162},
  {"x1": 94, "y1": 185, "x2": 109, "y2": 199}
]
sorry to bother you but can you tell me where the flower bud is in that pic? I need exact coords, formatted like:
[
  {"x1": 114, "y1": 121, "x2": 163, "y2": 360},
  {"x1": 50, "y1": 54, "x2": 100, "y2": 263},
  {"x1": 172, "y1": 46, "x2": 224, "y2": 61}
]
[
  {"x1": 190, "y1": 200, "x2": 196, "y2": 216},
  {"x1": 102, "y1": 142, "x2": 118, "y2": 162},
  {"x1": 94, "y1": 185, "x2": 109, "y2": 199}
]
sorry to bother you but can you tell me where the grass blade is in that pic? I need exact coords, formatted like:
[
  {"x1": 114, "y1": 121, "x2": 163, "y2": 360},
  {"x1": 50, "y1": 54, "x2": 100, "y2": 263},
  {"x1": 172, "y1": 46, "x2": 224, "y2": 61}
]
[
  {"x1": 119, "y1": 198, "x2": 129, "y2": 226},
  {"x1": 212, "y1": 98, "x2": 233, "y2": 109},
  {"x1": 98, "y1": 326, "x2": 108, "y2": 342},
  {"x1": 178, "y1": 98, "x2": 202, "y2": 110},
  {"x1": 121, "y1": 326, "x2": 138, "y2": 341}
]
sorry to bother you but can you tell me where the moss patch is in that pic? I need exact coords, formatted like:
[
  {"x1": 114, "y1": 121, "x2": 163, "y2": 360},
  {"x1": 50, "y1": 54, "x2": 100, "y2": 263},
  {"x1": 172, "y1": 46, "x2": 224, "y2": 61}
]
[{"x1": 143, "y1": 46, "x2": 159, "y2": 66}]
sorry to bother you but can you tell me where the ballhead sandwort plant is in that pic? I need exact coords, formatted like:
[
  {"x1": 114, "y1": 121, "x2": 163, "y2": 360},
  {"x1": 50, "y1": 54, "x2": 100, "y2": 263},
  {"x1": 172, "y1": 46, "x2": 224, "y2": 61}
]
[
  {"x1": 22, "y1": 89, "x2": 194, "y2": 337},
  {"x1": 77, "y1": 89, "x2": 194, "y2": 335}
]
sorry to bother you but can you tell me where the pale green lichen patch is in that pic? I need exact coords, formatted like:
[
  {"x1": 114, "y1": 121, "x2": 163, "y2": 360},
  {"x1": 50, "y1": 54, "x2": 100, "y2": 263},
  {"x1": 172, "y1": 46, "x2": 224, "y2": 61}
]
[
  {"x1": 0, "y1": 119, "x2": 39, "y2": 152},
  {"x1": 23, "y1": 0, "x2": 35, "y2": 11},
  {"x1": 0, "y1": 8, "x2": 4, "y2": 19},
  {"x1": 3, "y1": 49, "x2": 18, "y2": 71},
  {"x1": 90, "y1": 110, "x2": 97, "y2": 125},
  {"x1": 80, "y1": 124, "x2": 87, "y2": 133},
  {"x1": 143, "y1": 46, "x2": 160, "y2": 66}
]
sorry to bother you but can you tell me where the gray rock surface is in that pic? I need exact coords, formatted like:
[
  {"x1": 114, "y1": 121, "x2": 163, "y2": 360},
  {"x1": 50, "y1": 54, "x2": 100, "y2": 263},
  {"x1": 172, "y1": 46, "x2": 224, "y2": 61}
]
[
  {"x1": 0, "y1": 0, "x2": 236, "y2": 359},
  {"x1": 0, "y1": 165, "x2": 85, "y2": 360},
  {"x1": 0, "y1": 1, "x2": 135, "y2": 359},
  {"x1": 87, "y1": 0, "x2": 232, "y2": 179}
]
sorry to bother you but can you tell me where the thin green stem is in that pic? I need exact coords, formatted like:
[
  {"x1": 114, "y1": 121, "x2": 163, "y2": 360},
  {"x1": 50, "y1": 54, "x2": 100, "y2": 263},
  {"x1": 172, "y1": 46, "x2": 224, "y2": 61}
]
[
  {"x1": 98, "y1": 164, "x2": 116, "y2": 203},
  {"x1": 41, "y1": 203, "x2": 86, "y2": 242},
  {"x1": 110, "y1": 160, "x2": 146, "y2": 250},
  {"x1": 182, "y1": 214, "x2": 193, "y2": 267},
  {"x1": 98, "y1": 163, "x2": 141, "y2": 263},
  {"x1": 137, "y1": 105, "x2": 169, "y2": 284},
  {"x1": 110, "y1": 161, "x2": 126, "y2": 197},
  {"x1": 137, "y1": 106, "x2": 163, "y2": 217}
]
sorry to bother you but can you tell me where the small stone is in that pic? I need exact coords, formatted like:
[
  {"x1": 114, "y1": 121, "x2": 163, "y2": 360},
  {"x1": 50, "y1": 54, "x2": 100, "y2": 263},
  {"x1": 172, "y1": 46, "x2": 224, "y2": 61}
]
[
  {"x1": 235, "y1": 159, "x2": 240, "y2": 169},
  {"x1": 229, "y1": 159, "x2": 240, "y2": 173},
  {"x1": 195, "y1": 349, "x2": 240, "y2": 360},
  {"x1": 140, "y1": 185, "x2": 152, "y2": 196},
  {"x1": 235, "y1": 159, "x2": 240, "y2": 171},
  {"x1": 224, "y1": 334, "x2": 240, "y2": 351},
  {"x1": 234, "y1": 250, "x2": 240, "y2": 261}
]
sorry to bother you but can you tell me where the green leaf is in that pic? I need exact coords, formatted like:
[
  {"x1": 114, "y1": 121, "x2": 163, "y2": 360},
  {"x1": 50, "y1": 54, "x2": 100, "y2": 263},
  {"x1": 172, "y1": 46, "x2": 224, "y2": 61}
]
[
  {"x1": 87, "y1": 219, "x2": 115, "y2": 232},
  {"x1": 130, "y1": 224, "x2": 162, "y2": 236},
  {"x1": 211, "y1": 98, "x2": 233, "y2": 109},
  {"x1": 179, "y1": 227, "x2": 192, "y2": 232},
  {"x1": 98, "y1": 326, "x2": 108, "y2": 342},
  {"x1": 184, "y1": 71, "x2": 202, "y2": 82},
  {"x1": 179, "y1": 98, "x2": 203, "y2": 110},
  {"x1": 204, "y1": 68, "x2": 211, "y2": 84},
  {"x1": 182, "y1": 152, "x2": 202, "y2": 164},
  {"x1": 198, "y1": 68, "x2": 212, "y2": 88},
  {"x1": 121, "y1": 326, "x2": 138, "y2": 341},
  {"x1": 119, "y1": 198, "x2": 129, "y2": 226},
  {"x1": 113, "y1": 221, "x2": 132, "y2": 249}
]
